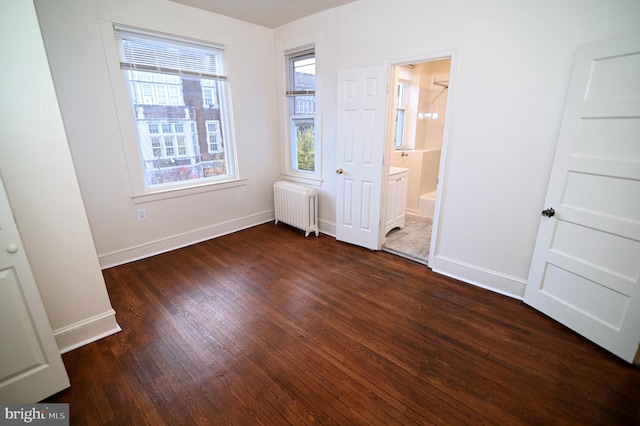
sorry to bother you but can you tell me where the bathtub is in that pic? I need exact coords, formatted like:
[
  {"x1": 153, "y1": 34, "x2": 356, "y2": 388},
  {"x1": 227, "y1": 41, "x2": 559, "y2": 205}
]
[{"x1": 418, "y1": 190, "x2": 437, "y2": 218}]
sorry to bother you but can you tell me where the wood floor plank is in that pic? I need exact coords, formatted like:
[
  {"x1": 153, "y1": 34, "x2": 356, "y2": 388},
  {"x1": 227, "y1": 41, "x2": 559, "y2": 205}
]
[{"x1": 44, "y1": 223, "x2": 640, "y2": 425}]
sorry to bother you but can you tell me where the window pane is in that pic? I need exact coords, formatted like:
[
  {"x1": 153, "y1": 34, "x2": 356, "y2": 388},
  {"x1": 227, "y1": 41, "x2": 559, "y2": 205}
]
[
  {"x1": 125, "y1": 71, "x2": 235, "y2": 187},
  {"x1": 294, "y1": 95, "x2": 315, "y2": 115},
  {"x1": 177, "y1": 136, "x2": 187, "y2": 155},
  {"x1": 293, "y1": 57, "x2": 315, "y2": 91},
  {"x1": 292, "y1": 119, "x2": 314, "y2": 172},
  {"x1": 165, "y1": 137, "x2": 175, "y2": 156},
  {"x1": 394, "y1": 110, "x2": 405, "y2": 147},
  {"x1": 287, "y1": 48, "x2": 316, "y2": 173}
]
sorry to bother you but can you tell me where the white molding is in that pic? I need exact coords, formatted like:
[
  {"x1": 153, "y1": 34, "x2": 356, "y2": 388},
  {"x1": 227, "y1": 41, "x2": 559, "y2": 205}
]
[
  {"x1": 279, "y1": 174, "x2": 323, "y2": 187},
  {"x1": 405, "y1": 208, "x2": 420, "y2": 216},
  {"x1": 278, "y1": 31, "x2": 323, "y2": 52},
  {"x1": 98, "y1": 211, "x2": 274, "y2": 269},
  {"x1": 319, "y1": 219, "x2": 336, "y2": 237},
  {"x1": 429, "y1": 254, "x2": 526, "y2": 299},
  {"x1": 55, "y1": 309, "x2": 121, "y2": 354},
  {"x1": 131, "y1": 178, "x2": 248, "y2": 204}
]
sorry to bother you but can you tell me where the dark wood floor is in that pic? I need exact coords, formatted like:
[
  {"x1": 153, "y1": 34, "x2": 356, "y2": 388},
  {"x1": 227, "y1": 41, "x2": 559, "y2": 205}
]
[{"x1": 44, "y1": 223, "x2": 640, "y2": 425}]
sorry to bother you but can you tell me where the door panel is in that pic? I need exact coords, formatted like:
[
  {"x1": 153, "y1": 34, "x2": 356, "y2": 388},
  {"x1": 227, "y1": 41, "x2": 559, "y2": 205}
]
[
  {"x1": 0, "y1": 176, "x2": 70, "y2": 402},
  {"x1": 336, "y1": 66, "x2": 387, "y2": 250},
  {"x1": 0, "y1": 268, "x2": 48, "y2": 378},
  {"x1": 524, "y1": 32, "x2": 640, "y2": 363}
]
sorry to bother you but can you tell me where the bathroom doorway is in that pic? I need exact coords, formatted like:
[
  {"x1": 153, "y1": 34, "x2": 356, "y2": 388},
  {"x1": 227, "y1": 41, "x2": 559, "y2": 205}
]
[{"x1": 382, "y1": 58, "x2": 452, "y2": 265}]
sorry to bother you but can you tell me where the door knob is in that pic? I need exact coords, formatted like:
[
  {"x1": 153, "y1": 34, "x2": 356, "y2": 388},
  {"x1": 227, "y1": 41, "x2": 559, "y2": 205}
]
[
  {"x1": 336, "y1": 168, "x2": 344, "y2": 174},
  {"x1": 541, "y1": 207, "x2": 555, "y2": 218},
  {"x1": 6, "y1": 243, "x2": 18, "y2": 253}
]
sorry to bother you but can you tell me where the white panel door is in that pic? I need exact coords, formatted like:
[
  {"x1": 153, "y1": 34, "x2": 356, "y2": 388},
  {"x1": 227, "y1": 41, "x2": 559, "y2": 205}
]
[
  {"x1": 336, "y1": 66, "x2": 388, "y2": 250},
  {"x1": 0, "y1": 175, "x2": 70, "y2": 402},
  {"x1": 524, "y1": 32, "x2": 640, "y2": 363}
]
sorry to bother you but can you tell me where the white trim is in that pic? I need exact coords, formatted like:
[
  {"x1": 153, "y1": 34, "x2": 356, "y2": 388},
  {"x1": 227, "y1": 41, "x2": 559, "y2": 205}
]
[
  {"x1": 98, "y1": 210, "x2": 273, "y2": 268},
  {"x1": 55, "y1": 310, "x2": 121, "y2": 354},
  {"x1": 131, "y1": 178, "x2": 247, "y2": 204},
  {"x1": 279, "y1": 173, "x2": 322, "y2": 187},
  {"x1": 318, "y1": 218, "x2": 336, "y2": 237},
  {"x1": 278, "y1": 33, "x2": 323, "y2": 182},
  {"x1": 99, "y1": 18, "x2": 240, "y2": 199},
  {"x1": 278, "y1": 31, "x2": 323, "y2": 53},
  {"x1": 382, "y1": 49, "x2": 459, "y2": 272},
  {"x1": 429, "y1": 254, "x2": 526, "y2": 299}
]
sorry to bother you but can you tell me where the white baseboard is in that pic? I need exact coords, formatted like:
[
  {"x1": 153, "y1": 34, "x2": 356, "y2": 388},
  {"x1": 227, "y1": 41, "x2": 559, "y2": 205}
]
[
  {"x1": 98, "y1": 211, "x2": 274, "y2": 269},
  {"x1": 429, "y1": 254, "x2": 526, "y2": 299},
  {"x1": 319, "y1": 219, "x2": 336, "y2": 237},
  {"x1": 279, "y1": 217, "x2": 525, "y2": 300},
  {"x1": 55, "y1": 309, "x2": 121, "y2": 354}
]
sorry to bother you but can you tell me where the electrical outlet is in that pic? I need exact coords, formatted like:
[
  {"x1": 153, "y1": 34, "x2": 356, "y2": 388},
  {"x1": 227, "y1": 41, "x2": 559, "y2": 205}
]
[{"x1": 136, "y1": 208, "x2": 147, "y2": 222}]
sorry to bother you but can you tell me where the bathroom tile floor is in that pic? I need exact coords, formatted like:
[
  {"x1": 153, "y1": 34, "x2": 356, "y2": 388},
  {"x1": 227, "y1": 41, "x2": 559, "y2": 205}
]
[{"x1": 383, "y1": 214, "x2": 432, "y2": 266}]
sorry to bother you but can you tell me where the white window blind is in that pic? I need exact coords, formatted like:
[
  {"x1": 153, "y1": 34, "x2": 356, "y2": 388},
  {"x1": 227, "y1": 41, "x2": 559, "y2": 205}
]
[{"x1": 114, "y1": 27, "x2": 227, "y2": 81}]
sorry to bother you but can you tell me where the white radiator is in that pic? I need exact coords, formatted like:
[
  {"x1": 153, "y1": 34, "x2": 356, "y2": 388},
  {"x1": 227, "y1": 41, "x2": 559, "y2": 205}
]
[{"x1": 273, "y1": 181, "x2": 319, "y2": 237}]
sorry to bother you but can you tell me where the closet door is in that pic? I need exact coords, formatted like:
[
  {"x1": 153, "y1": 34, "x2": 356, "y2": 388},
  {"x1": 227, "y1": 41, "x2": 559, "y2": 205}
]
[
  {"x1": 524, "y1": 32, "x2": 640, "y2": 363},
  {"x1": 0, "y1": 175, "x2": 70, "y2": 402}
]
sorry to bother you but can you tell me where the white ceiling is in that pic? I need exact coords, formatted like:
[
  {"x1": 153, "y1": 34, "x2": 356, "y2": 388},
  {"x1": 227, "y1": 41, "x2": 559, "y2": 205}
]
[{"x1": 170, "y1": 0, "x2": 358, "y2": 28}]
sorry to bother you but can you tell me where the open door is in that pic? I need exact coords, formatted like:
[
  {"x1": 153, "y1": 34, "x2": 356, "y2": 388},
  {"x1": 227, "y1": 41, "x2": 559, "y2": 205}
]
[
  {"x1": 524, "y1": 32, "x2": 640, "y2": 363},
  {"x1": 336, "y1": 65, "x2": 388, "y2": 250},
  {"x1": 0, "y1": 175, "x2": 70, "y2": 402}
]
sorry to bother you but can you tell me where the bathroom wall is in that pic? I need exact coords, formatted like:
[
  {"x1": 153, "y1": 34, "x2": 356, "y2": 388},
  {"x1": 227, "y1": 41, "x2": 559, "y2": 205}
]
[
  {"x1": 391, "y1": 59, "x2": 450, "y2": 212},
  {"x1": 416, "y1": 60, "x2": 450, "y2": 151},
  {"x1": 420, "y1": 150, "x2": 441, "y2": 195}
]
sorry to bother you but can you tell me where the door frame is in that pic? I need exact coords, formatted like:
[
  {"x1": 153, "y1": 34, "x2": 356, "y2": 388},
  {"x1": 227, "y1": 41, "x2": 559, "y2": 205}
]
[{"x1": 380, "y1": 50, "x2": 459, "y2": 260}]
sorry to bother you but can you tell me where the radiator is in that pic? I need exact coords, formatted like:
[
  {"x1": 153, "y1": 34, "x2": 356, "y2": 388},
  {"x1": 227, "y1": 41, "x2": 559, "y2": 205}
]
[{"x1": 273, "y1": 181, "x2": 319, "y2": 237}]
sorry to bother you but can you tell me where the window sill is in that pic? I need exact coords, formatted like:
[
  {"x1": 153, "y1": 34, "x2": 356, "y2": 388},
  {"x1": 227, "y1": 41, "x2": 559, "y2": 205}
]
[
  {"x1": 280, "y1": 173, "x2": 323, "y2": 187},
  {"x1": 131, "y1": 178, "x2": 247, "y2": 204}
]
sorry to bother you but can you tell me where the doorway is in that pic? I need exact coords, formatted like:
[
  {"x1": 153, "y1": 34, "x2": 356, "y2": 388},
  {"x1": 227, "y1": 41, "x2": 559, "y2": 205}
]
[{"x1": 382, "y1": 58, "x2": 452, "y2": 265}]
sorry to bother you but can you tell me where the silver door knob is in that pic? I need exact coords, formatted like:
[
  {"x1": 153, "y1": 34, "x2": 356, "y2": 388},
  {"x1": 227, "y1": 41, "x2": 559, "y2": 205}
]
[
  {"x1": 336, "y1": 168, "x2": 344, "y2": 174},
  {"x1": 6, "y1": 244, "x2": 18, "y2": 253}
]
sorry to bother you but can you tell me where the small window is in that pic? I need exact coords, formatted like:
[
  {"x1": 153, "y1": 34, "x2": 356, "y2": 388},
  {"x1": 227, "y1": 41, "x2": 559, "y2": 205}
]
[
  {"x1": 286, "y1": 47, "x2": 316, "y2": 173},
  {"x1": 394, "y1": 81, "x2": 409, "y2": 149},
  {"x1": 115, "y1": 27, "x2": 237, "y2": 189},
  {"x1": 206, "y1": 120, "x2": 223, "y2": 153},
  {"x1": 201, "y1": 80, "x2": 219, "y2": 108}
]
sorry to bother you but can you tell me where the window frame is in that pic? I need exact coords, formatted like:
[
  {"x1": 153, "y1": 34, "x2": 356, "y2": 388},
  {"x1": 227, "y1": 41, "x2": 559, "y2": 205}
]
[
  {"x1": 393, "y1": 80, "x2": 410, "y2": 149},
  {"x1": 99, "y1": 21, "x2": 244, "y2": 202},
  {"x1": 279, "y1": 35, "x2": 323, "y2": 186}
]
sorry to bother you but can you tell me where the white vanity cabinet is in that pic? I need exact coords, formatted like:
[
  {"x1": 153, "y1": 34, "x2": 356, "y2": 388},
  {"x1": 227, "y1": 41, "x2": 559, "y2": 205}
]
[{"x1": 385, "y1": 167, "x2": 409, "y2": 234}]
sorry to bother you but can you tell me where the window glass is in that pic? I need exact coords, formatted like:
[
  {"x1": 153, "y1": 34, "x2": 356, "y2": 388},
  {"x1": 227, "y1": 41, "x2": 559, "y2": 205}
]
[
  {"x1": 394, "y1": 81, "x2": 409, "y2": 148},
  {"x1": 286, "y1": 48, "x2": 316, "y2": 173}
]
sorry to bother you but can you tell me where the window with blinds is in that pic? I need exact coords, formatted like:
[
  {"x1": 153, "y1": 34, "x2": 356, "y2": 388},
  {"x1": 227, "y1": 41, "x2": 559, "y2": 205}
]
[
  {"x1": 114, "y1": 27, "x2": 236, "y2": 189},
  {"x1": 286, "y1": 47, "x2": 316, "y2": 173}
]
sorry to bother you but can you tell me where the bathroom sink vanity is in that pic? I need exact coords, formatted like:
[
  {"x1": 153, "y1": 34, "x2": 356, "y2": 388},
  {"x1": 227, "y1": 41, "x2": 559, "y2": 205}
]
[{"x1": 385, "y1": 167, "x2": 409, "y2": 234}]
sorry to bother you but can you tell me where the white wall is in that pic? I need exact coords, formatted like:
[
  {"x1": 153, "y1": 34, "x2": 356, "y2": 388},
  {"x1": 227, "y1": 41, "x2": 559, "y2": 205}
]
[
  {"x1": 0, "y1": 0, "x2": 119, "y2": 353},
  {"x1": 34, "y1": 0, "x2": 280, "y2": 268},
  {"x1": 274, "y1": 0, "x2": 640, "y2": 297},
  {"x1": 29, "y1": 0, "x2": 640, "y2": 304}
]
